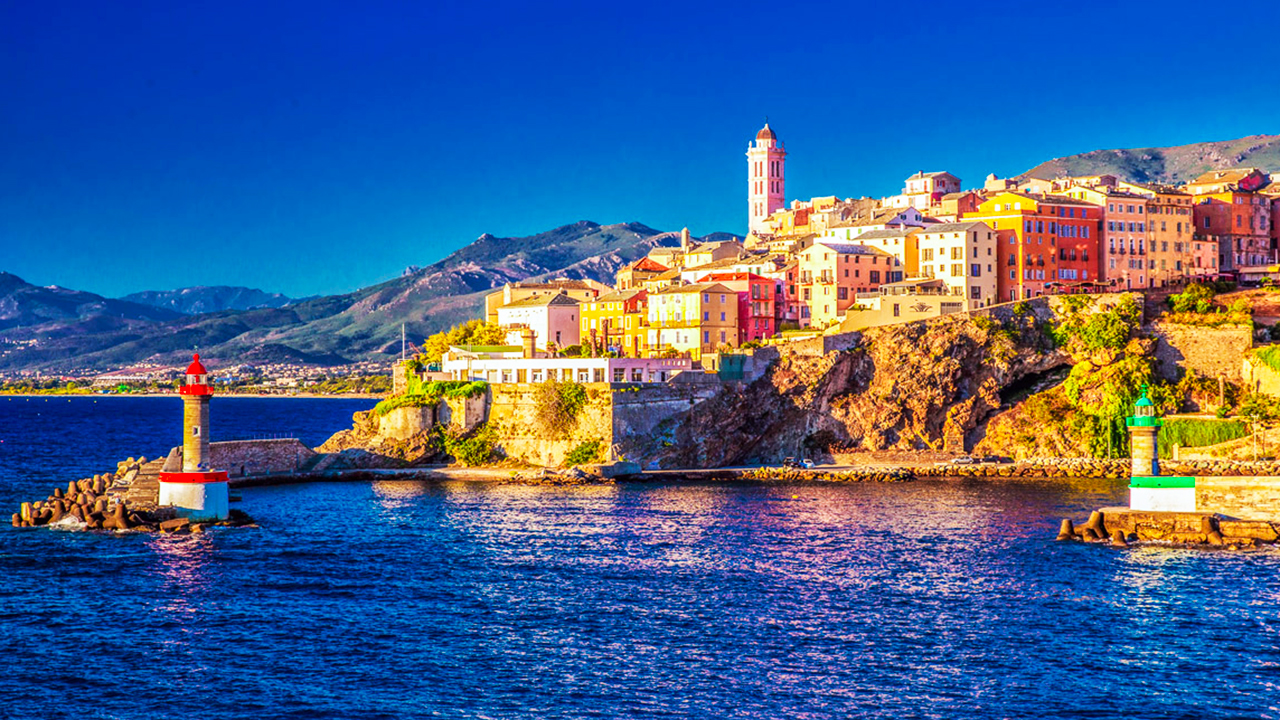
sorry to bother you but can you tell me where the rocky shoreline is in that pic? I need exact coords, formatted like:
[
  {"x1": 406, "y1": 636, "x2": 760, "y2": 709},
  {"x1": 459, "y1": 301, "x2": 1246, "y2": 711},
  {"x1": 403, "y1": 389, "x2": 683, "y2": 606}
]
[
  {"x1": 10, "y1": 456, "x2": 256, "y2": 534},
  {"x1": 1056, "y1": 508, "x2": 1280, "y2": 549}
]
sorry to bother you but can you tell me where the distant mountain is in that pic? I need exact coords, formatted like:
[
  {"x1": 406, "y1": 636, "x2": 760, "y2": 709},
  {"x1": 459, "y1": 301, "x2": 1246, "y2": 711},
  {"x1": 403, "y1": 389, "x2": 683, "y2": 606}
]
[
  {"x1": 0, "y1": 220, "x2": 715, "y2": 373},
  {"x1": 0, "y1": 271, "x2": 180, "y2": 333},
  {"x1": 1020, "y1": 134, "x2": 1280, "y2": 184},
  {"x1": 121, "y1": 286, "x2": 293, "y2": 314}
]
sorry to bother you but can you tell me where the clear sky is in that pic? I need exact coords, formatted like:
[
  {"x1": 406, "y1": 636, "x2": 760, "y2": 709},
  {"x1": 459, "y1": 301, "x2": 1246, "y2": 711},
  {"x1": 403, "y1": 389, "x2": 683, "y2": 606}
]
[{"x1": 5, "y1": 0, "x2": 1280, "y2": 298}]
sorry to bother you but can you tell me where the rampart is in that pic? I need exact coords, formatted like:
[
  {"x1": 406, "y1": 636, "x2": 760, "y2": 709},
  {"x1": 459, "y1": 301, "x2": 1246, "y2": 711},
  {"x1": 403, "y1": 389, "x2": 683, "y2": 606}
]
[
  {"x1": 1197, "y1": 476, "x2": 1280, "y2": 522},
  {"x1": 1149, "y1": 320, "x2": 1252, "y2": 382},
  {"x1": 162, "y1": 439, "x2": 319, "y2": 478}
]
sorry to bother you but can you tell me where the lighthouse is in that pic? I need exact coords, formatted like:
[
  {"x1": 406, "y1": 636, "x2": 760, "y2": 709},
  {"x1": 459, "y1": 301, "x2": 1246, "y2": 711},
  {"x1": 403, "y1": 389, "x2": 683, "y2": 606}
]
[
  {"x1": 158, "y1": 354, "x2": 230, "y2": 520},
  {"x1": 1126, "y1": 384, "x2": 1196, "y2": 513}
]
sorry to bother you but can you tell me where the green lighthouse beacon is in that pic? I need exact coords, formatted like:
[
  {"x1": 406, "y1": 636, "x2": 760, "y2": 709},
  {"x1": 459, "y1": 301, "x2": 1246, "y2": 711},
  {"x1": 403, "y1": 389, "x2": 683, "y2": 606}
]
[
  {"x1": 1125, "y1": 385, "x2": 1161, "y2": 477},
  {"x1": 1126, "y1": 384, "x2": 1197, "y2": 512}
]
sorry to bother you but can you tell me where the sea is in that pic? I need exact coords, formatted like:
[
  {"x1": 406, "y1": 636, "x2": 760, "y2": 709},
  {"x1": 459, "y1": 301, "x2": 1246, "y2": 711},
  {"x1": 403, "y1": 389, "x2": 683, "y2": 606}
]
[{"x1": 1, "y1": 396, "x2": 1278, "y2": 719}]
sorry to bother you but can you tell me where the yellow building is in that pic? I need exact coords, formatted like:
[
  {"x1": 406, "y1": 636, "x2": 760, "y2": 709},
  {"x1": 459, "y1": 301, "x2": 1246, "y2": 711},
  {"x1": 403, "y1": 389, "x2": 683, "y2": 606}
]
[
  {"x1": 647, "y1": 283, "x2": 739, "y2": 360},
  {"x1": 579, "y1": 289, "x2": 649, "y2": 357}
]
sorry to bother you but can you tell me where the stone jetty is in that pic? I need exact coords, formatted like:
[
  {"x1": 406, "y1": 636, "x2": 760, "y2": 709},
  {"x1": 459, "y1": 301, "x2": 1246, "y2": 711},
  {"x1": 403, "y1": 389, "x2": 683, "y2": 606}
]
[
  {"x1": 10, "y1": 456, "x2": 255, "y2": 534},
  {"x1": 1055, "y1": 507, "x2": 1280, "y2": 549}
]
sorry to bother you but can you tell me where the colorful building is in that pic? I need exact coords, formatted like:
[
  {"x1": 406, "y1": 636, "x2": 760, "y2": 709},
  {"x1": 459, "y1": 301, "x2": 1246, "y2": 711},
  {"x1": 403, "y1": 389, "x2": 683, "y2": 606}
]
[
  {"x1": 616, "y1": 257, "x2": 670, "y2": 291},
  {"x1": 747, "y1": 123, "x2": 786, "y2": 234},
  {"x1": 694, "y1": 272, "x2": 777, "y2": 342},
  {"x1": 647, "y1": 283, "x2": 740, "y2": 359},
  {"x1": 1060, "y1": 185, "x2": 1151, "y2": 288},
  {"x1": 1119, "y1": 181, "x2": 1198, "y2": 286},
  {"x1": 965, "y1": 191, "x2": 1101, "y2": 301},
  {"x1": 485, "y1": 279, "x2": 602, "y2": 324},
  {"x1": 887, "y1": 171, "x2": 961, "y2": 210},
  {"x1": 796, "y1": 241, "x2": 903, "y2": 328},
  {"x1": 913, "y1": 221, "x2": 999, "y2": 309},
  {"x1": 495, "y1": 293, "x2": 580, "y2": 351},
  {"x1": 579, "y1": 289, "x2": 649, "y2": 357}
]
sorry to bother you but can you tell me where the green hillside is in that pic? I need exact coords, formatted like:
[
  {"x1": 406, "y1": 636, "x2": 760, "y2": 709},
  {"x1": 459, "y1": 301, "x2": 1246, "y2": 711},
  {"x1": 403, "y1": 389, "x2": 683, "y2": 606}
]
[{"x1": 1020, "y1": 134, "x2": 1280, "y2": 183}]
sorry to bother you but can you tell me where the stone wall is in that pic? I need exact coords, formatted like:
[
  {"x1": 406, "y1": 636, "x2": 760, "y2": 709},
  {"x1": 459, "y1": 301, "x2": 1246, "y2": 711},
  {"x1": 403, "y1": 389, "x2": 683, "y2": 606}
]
[
  {"x1": 378, "y1": 406, "x2": 436, "y2": 442},
  {"x1": 1241, "y1": 354, "x2": 1280, "y2": 397},
  {"x1": 1149, "y1": 320, "x2": 1252, "y2": 381},
  {"x1": 164, "y1": 439, "x2": 318, "y2": 478},
  {"x1": 486, "y1": 382, "x2": 721, "y2": 466},
  {"x1": 1196, "y1": 476, "x2": 1280, "y2": 521}
]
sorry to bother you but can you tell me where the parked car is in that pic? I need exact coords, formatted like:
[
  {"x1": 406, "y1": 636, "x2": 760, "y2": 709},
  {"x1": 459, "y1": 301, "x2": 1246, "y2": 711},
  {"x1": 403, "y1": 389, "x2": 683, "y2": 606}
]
[
  {"x1": 979, "y1": 455, "x2": 1012, "y2": 464},
  {"x1": 782, "y1": 457, "x2": 799, "y2": 468},
  {"x1": 801, "y1": 458, "x2": 815, "y2": 469},
  {"x1": 950, "y1": 456, "x2": 977, "y2": 465}
]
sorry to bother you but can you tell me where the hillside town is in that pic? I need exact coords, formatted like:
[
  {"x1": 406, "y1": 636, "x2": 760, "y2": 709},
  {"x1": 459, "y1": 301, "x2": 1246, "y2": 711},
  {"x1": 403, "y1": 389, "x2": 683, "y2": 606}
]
[{"x1": 456, "y1": 123, "x2": 1280, "y2": 373}]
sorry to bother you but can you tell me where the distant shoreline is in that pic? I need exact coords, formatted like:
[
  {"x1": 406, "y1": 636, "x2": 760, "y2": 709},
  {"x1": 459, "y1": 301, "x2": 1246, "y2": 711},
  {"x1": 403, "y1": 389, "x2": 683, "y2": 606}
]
[{"x1": 0, "y1": 393, "x2": 384, "y2": 400}]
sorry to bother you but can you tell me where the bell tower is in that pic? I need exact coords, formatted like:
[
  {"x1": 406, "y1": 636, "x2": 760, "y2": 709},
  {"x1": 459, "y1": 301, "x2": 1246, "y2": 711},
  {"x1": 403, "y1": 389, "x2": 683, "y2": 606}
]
[{"x1": 747, "y1": 121, "x2": 786, "y2": 234}]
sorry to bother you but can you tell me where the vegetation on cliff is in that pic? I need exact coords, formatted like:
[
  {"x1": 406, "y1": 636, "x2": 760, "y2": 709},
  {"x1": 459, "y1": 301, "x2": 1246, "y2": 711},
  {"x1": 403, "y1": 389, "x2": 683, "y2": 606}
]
[
  {"x1": 421, "y1": 320, "x2": 509, "y2": 364},
  {"x1": 532, "y1": 380, "x2": 589, "y2": 439},
  {"x1": 374, "y1": 379, "x2": 488, "y2": 416}
]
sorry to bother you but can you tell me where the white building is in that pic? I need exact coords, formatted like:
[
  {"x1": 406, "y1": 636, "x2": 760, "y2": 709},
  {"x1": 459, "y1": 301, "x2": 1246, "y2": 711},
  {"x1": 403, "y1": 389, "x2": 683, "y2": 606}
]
[
  {"x1": 496, "y1": 293, "x2": 581, "y2": 351},
  {"x1": 443, "y1": 354, "x2": 694, "y2": 384},
  {"x1": 913, "y1": 221, "x2": 999, "y2": 309},
  {"x1": 886, "y1": 171, "x2": 961, "y2": 210}
]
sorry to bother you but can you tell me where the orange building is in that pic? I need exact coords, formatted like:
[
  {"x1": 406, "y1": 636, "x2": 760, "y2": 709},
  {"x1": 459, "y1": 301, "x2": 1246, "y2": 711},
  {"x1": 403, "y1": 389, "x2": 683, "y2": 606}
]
[{"x1": 965, "y1": 191, "x2": 1101, "y2": 301}]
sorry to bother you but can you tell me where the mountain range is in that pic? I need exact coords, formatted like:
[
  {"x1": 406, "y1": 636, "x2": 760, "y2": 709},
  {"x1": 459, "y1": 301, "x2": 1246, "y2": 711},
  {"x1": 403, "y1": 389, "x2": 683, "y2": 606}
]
[
  {"x1": 122, "y1": 286, "x2": 295, "y2": 315},
  {"x1": 1019, "y1": 134, "x2": 1280, "y2": 184},
  {"x1": 0, "y1": 221, "x2": 701, "y2": 373}
]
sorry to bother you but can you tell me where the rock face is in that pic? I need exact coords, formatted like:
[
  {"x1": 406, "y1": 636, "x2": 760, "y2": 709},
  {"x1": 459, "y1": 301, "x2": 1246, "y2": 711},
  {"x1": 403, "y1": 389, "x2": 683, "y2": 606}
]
[
  {"x1": 318, "y1": 408, "x2": 446, "y2": 466},
  {"x1": 645, "y1": 302, "x2": 1067, "y2": 467}
]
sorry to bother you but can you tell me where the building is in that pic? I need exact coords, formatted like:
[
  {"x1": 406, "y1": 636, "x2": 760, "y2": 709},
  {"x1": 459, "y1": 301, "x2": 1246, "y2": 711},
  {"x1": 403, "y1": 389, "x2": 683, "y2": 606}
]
[
  {"x1": 839, "y1": 279, "x2": 968, "y2": 331},
  {"x1": 579, "y1": 289, "x2": 648, "y2": 357},
  {"x1": 913, "y1": 221, "x2": 999, "y2": 309},
  {"x1": 843, "y1": 228, "x2": 921, "y2": 274},
  {"x1": 695, "y1": 272, "x2": 777, "y2": 342},
  {"x1": 796, "y1": 241, "x2": 903, "y2": 328},
  {"x1": 747, "y1": 123, "x2": 786, "y2": 234},
  {"x1": 443, "y1": 353, "x2": 692, "y2": 385},
  {"x1": 965, "y1": 191, "x2": 1101, "y2": 301},
  {"x1": 933, "y1": 191, "x2": 985, "y2": 221},
  {"x1": 1186, "y1": 168, "x2": 1274, "y2": 272},
  {"x1": 615, "y1": 257, "x2": 669, "y2": 291},
  {"x1": 888, "y1": 171, "x2": 962, "y2": 210},
  {"x1": 684, "y1": 239, "x2": 743, "y2": 268},
  {"x1": 647, "y1": 283, "x2": 740, "y2": 359},
  {"x1": 820, "y1": 206, "x2": 928, "y2": 241},
  {"x1": 1060, "y1": 185, "x2": 1151, "y2": 288},
  {"x1": 495, "y1": 293, "x2": 580, "y2": 351},
  {"x1": 484, "y1": 279, "x2": 602, "y2": 324},
  {"x1": 1119, "y1": 181, "x2": 1197, "y2": 286}
]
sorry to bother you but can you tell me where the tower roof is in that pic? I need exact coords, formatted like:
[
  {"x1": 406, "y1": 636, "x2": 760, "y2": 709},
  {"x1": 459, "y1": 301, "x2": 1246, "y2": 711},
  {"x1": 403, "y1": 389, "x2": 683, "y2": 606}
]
[
  {"x1": 756, "y1": 123, "x2": 776, "y2": 141},
  {"x1": 185, "y1": 353, "x2": 207, "y2": 375}
]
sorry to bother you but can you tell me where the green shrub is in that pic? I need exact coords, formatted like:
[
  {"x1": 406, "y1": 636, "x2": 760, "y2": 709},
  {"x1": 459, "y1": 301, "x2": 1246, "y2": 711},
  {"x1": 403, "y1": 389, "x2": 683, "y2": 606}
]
[
  {"x1": 533, "y1": 380, "x2": 589, "y2": 439},
  {"x1": 374, "y1": 380, "x2": 488, "y2": 415},
  {"x1": 564, "y1": 439, "x2": 603, "y2": 465},
  {"x1": 443, "y1": 424, "x2": 497, "y2": 466},
  {"x1": 1254, "y1": 345, "x2": 1280, "y2": 374},
  {"x1": 1158, "y1": 418, "x2": 1248, "y2": 456}
]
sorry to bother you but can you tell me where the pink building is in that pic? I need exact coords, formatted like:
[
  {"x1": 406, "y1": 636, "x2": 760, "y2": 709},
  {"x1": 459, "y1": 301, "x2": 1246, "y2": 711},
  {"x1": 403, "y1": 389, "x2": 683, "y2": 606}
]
[
  {"x1": 696, "y1": 272, "x2": 777, "y2": 342},
  {"x1": 747, "y1": 123, "x2": 786, "y2": 234}
]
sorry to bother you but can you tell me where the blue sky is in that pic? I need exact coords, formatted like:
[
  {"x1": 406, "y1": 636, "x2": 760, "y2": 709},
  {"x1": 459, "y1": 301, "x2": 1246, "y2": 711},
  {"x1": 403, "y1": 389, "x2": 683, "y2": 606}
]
[{"x1": 4, "y1": 0, "x2": 1280, "y2": 298}]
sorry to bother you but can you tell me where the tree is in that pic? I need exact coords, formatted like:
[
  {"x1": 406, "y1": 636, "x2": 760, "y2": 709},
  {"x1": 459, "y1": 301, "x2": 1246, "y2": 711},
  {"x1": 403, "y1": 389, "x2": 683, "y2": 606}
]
[{"x1": 422, "y1": 320, "x2": 509, "y2": 364}]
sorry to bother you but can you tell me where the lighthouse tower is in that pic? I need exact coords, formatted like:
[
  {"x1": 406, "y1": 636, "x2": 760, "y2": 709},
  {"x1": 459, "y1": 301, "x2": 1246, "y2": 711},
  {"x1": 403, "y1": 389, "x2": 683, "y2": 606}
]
[
  {"x1": 158, "y1": 354, "x2": 230, "y2": 520},
  {"x1": 747, "y1": 122, "x2": 786, "y2": 235},
  {"x1": 1126, "y1": 384, "x2": 1196, "y2": 513}
]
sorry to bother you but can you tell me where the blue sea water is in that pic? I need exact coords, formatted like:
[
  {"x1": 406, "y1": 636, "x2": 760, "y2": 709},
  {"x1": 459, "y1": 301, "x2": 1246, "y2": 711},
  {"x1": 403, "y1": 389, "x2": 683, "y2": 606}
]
[{"x1": 1, "y1": 397, "x2": 1279, "y2": 719}]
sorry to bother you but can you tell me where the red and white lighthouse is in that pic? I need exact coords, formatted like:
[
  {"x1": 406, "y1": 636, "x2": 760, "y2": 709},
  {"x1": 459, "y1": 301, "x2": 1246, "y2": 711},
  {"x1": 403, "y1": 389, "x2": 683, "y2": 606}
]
[{"x1": 158, "y1": 354, "x2": 230, "y2": 520}]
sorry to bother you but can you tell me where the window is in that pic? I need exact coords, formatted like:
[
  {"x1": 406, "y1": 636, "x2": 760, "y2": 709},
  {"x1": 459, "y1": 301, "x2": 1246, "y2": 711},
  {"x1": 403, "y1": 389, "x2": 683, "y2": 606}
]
[
  {"x1": 971, "y1": 263, "x2": 981, "y2": 277},
  {"x1": 702, "y1": 311, "x2": 709, "y2": 321},
  {"x1": 838, "y1": 287, "x2": 848, "y2": 300},
  {"x1": 953, "y1": 263, "x2": 963, "y2": 276},
  {"x1": 703, "y1": 293, "x2": 710, "y2": 302},
  {"x1": 703, "y1": 330, "x2": 709, "y2": 344},
  {"x1": 720, "y1": 312, "x2": 726, "y2": 321}
]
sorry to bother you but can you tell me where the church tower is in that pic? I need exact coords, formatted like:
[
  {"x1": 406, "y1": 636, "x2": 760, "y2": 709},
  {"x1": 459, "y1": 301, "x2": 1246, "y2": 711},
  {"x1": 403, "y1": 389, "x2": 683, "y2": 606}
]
[{"x1": 747, "y1": 122, "x2": 786, "y2": 234}]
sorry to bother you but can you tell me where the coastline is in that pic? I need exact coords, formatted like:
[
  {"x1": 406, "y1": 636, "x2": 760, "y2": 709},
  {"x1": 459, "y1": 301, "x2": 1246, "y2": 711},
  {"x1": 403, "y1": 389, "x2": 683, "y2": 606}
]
[{"x1": 0, "y1": 392, "x2": 384, "y2": 400}]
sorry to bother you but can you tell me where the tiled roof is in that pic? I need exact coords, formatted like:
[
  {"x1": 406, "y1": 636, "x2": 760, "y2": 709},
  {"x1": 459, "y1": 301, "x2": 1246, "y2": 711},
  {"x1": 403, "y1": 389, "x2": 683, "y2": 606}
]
[
  {"x1": 653, "y1": 282, "x2": 732, "y2": 295},
  {"x1": 500, "y1": 293, "x2": 580, "y2": 309},
  {"x1": 917, "y1": 221, "x2": 990, "y2": 234}
]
